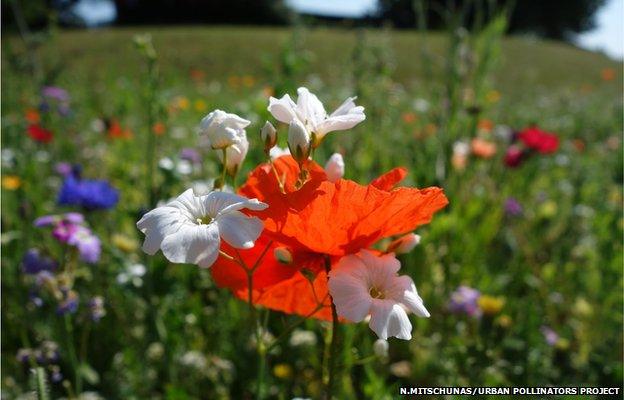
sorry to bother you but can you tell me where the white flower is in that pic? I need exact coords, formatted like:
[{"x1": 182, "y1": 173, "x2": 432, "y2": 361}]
[
  {"x1": 217, "y1": 130, "x2": 249, "y2": 176},
  {"x1": 386, "y1": 233, "x2": 421, "y2": 254},
  {"x1": 158, "y1": 157, "x2": 175, "y2": 171},
  {"x1": 269, "y1": 146, "x2": 290, "y2": 160},
  {"x1": 453, "y1": 141, "x2": 470, "y2": 157},
  {"x1": 268, "y1": 87, "x2": 365, "y2": 145},
  {"x1": 328, "y1": 250, "x2": 429, "y2": 340},
  {"x1": 324, "y1": 153, "x2": 345, "y2": 182},
  {"x1": 136, "y1": 189, "x2": 268, "y2": 268},
  {"x1": 261, "y1": 121, "x2": 277, "y2": 151},
  {"x1": 287, "y1": 119, "x2": 311, "y2": 163},
  {"x1": 289, "y1": 329, "x2": 318, "y2": 347},
  {"x1": 199, "y1": 109, "x2": 250, "y2": 149}
]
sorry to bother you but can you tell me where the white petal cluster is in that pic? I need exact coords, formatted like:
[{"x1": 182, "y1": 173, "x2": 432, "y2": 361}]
[
  {"x1": 328, "y1": 250, "x2": 429, "y2": 340},
  {"x1": 137, "y1": 189, "x2": 267, "y2": 268},
  {"x1": 199, "y1": 109, "x2": 250, "y2": 150},
  {"x1": 268, "y1": 87, "x2": 365, "y2": 146}
]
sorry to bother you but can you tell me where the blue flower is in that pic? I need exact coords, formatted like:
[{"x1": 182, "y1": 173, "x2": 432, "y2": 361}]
[
  {"x1": 56, "y1": 291, "x2": 79, "y2": 315},
  {"x1": 21, "y1": 249, "x2": 58, "y2": 275},
  {"x1": 57, "y1": 175, "x2": 119, "y2": 210}
]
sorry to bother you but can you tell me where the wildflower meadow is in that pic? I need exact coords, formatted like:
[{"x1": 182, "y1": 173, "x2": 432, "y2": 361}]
[{"x1": 1, "y1": 3, "x2": 623, "y2": 399}]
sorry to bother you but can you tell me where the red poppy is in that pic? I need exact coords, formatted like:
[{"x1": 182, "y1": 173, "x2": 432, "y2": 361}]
[
  {"x1": 518, "y1": 127, "x2": 559, "y2": 154},
  {"x1": 27, "y1": 124, "x2": 53, "y2": 143},
  {"x1": 107, "y1": 119, "x2": 133, "y2": 140},
  {"x1": 211, "y1": 156, "x2": 448, "y2": 320},
  {"x1": 504, "y1": 145, "x2": 525, "y2": 168}
]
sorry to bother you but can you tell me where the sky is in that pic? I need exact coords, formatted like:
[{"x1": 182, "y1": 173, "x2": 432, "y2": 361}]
[{"x1": 574, "y1": 0, "x2": 623, "y2": 59}]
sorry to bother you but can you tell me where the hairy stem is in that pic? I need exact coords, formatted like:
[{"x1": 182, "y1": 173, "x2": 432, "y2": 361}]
[{"x1": 323, "y1": 256, "x2": 340, "y2": 400}]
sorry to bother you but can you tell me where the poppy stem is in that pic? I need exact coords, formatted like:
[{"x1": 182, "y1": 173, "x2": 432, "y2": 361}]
[{"x1": 323, "y1": 256, "x2": 340, "y2": 400}]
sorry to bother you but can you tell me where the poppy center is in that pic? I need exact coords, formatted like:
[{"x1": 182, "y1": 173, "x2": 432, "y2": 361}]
[{"x1": 369, "y1": 286, "x2": 385, "y2": 299}]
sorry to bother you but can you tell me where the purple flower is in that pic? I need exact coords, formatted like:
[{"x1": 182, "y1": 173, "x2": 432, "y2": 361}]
[
  {"x1": 67, "y1": 227, "x2": 101, "y2": 264},
  {"x1": 89, "y1": 296, "x2": 106, "y2": 322},
  {"x1": 42, "y1": 86, "x2": 69, "y2": 102},
  {"x1": 55, "y1": 162, "x2": 73, "y2": 176},
  {"x1": 34, "y1": 213, "x2": 84, "y2": 228},
  {"x1": 180, "y1": 148, "x2": 202, "y2": 164},
  {"x1": 56, "y1": 291, "x2": 79, "y2": 315},
  {"x1": 540, "y1": 326, "x2": 559, "y2": 346},
  {"x1": 50, "y1": 368, "x2": 63, "y2": 383},
  {"x1": 504, "y1": 197, "x2": 523, "y2": 217},
  {"x1": 448, "y1": 286, "x2": 481, "y2": 317},
  {"x1": 21, "y1": 249, "x2": 58, "y2": 275},
  {"x1": 57, "y1": 175, "x2": 119, "y2": 210},
  {"x1": 34, "y1": 213, "x2": 101, "y2": 263},
  {"x1": 35, "y1": 271, "x2": 55, "y2": 287},
  {"x1": 16, "y1": 348, "x2": 33, "y2": 364}
]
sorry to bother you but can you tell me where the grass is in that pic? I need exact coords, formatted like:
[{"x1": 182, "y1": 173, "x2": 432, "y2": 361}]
[{"x1": 1, "y1": 25, "x2": 622, "y2": 399}]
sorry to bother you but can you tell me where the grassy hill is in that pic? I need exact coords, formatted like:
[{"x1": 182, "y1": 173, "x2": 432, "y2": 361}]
[{"x1": 3, "y1": 26, "x2": 621, "y2": 97}]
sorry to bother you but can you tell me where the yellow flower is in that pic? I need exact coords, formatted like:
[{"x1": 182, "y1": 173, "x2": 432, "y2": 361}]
[
  {"x1": 478, "y1": 295, "x2": 505, "y2": 316},
  {"x1": 112, "y1": 234, "x2": 139, "y2": 253},
  {"x1": 539, "y1": 200, "x2": 558, "y2": 219},
  {"x1": 495, "y1": 314, "x2": 512, "y2": 328},
  {"x1": 242, "y1": 75, "x2": 255, "y2": 87},
  {"x1": 486, "y1": 90, "x2": 501, "y2": 104},
  {"x1": 555, "y1": 338, "x2": 570, "y2": 351},
  {"x1": 2, "y1": 175, "x2": 21, "y2": 190},
  {"x1": 194, "y1": 99, "x2": 207, "y2": 112},
  {"x1": 272, "y1": 363, "x2": 292, "y2": 379},
  {"x1": 173, "y1": 96, "x2": 190, "y2": 110}
]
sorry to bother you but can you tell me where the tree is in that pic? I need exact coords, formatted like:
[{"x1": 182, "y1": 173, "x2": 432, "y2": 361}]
[{"x1": 377, "y1": 0, "x2": 607, "y2": 39}]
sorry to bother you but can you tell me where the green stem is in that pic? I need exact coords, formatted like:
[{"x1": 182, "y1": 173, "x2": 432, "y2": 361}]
[
  {"x1": 145, "y1": 59, "x2": 157, "y2": 208},
  {"x1": 34, "y1": 367, "x2": 50, "y2": 400},
  {"x1": 219, "y1": 148, "x2": 228, "y2": 190},
  {"x1": 323, "y1": 256, "x2": 340, "y2": 400},
  {"x1": 64, "y1": 315, "x2": 82, "y2": 395}
]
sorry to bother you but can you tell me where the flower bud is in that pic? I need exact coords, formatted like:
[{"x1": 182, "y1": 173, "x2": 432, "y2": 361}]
[
  {"x1": 373, "y1": 339, "x2": 389, "y2": 358},
  {"x1": 217, "y1": 134, "x2": 249, "y2": 177},
  {"x1": 387, "y1": 233, "x2": 421, "y2": 254},
  {"x1": 287, "y1": 120, "x2": 311, "y2": 164},
  {"x1": 261, "y1": 121, "x2": 277, "y2": 151},
  {"x1": 274, "y1": 247, "x2": 293, "y2": 265},
  {"x1": 324, "y1": 153, "x2": 345, "y2": 183}
]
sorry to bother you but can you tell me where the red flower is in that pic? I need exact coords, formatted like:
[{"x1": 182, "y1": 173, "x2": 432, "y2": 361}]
[
  {"x1": 504, "y1": 145, "x2": 525, "y2": 168},
  {"x1": 107, "y1": 119, "x2": 133, "y2": 140},
  {"x1": 211, "y1": 156, "x2": 448, "y2": 320},
  {"x1": 518, "y1": 127, "x2": 559, "y2": 154},
  {"x1": 27, "y1": 124, "x2": 53, "y2": 143}
]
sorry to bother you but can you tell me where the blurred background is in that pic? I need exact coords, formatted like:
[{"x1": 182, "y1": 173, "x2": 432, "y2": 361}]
[{"x1": 1, "y1": 0, "x2": 622, "y2": 399}]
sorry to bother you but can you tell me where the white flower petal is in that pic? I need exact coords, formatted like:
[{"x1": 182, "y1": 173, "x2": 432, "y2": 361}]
[
  {"x1": 328, "y1": 254, "x2": 372, "y2": 322},
  {"x1": 202, "y1": 191, "x2": 268, "y2": 217},
  {"x1": 136, "y1": 206, "x2": 187, "y2": 255},
  {"x1": 315, "y1": 112, "x2": 366, "y2": 137},
  {"x1": 402, "y1": 283, "x2": 430, "y2": 318},
  {"x1": 216, "y1": 211, "x2": 264, "y2": 249},
  {"x1": 296, "y1": 87, "x2": 326, "y2": 126},
  {"x1": 160, "y1": 223, "x2": 220, "y2": 268},
  {"x1": 369, "y1": 301, "x2": 412, "y2": 340},
  {"x1": 268, "y1": 94, "x2": 298, "y2": 124}
]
